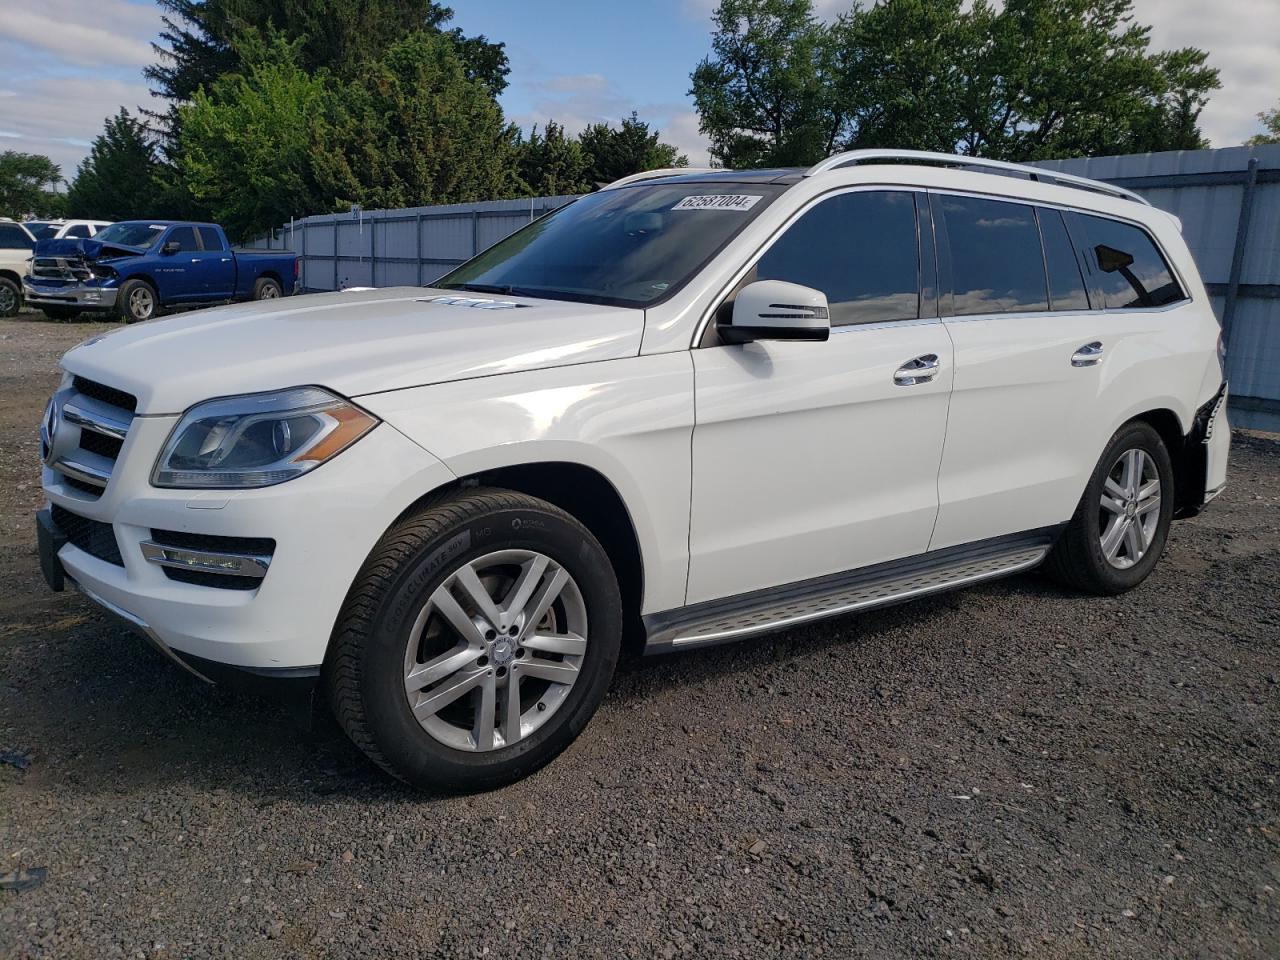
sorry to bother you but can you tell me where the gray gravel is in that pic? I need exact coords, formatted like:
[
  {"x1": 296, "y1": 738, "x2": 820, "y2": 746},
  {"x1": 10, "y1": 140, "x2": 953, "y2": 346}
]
[{"x1": 2, "y1": 318, "x2": 1278, "y2": 958}]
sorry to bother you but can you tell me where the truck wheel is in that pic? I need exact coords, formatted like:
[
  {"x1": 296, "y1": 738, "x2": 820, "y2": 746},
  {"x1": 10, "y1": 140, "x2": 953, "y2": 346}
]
[
  {"x1": 326, "y1": 488, "x2": 622, "y2": 792},
  {"x1": 1044, "y1": 421, "x2": 1175, "y2": 595},
  {"x1": 0, "y1": 277, "x2": 20, "y2": 317},
  {"x1": 42, "y1": 306, "x2": 81, "y2": 322},
  {"x1": 118, "y1": 279, "x2": 161, "y2": 323},
  {"x1": 253, "y1": 277, "x2": 282, "y2": 300}
]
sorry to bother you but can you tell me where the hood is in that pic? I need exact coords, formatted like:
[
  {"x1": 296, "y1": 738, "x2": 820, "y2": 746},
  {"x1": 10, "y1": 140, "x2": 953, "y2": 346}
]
[
  {"x1": 60, "y1": 287, "x2": 645, "y2": 414},
  {"x1": 34, "y1": 236, "x2": 144, "y2": 260}
]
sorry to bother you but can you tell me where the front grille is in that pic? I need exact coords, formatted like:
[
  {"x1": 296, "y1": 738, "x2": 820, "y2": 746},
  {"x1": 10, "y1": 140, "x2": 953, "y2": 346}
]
[
  {"x1": 47, "y1": 378, "x2": 138, "y2": 500},
  {"x1": 51, "y1": 504, "x2": 123, "y2": 566},
  {"x1": 149, "y1": 529, "x2": 275, "y2": 591},
  {"x1": 77, "y1": 429, "x2": 122, "y2": 460},
  {"x1": 33, "y1": 257, "x2": 91, "y2": 281},
  {"x1": 72, "y1": 377, "x2": 137, "y2": 414}
]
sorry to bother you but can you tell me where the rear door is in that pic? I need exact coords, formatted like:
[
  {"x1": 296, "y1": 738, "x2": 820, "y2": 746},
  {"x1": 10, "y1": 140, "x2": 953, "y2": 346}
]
[
  {"x1": 196, "y1": 226, "x2": 236, "y2": 298},
  {"x1": 929, "y1": 195, "x2": 1109, "y2": 549},
  {"x1": 687, "y1": 189, "x2": 954, "y2": 604}
]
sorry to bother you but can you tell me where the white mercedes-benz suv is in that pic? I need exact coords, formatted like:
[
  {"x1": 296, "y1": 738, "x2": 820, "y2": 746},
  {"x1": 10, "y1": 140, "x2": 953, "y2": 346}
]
[{"x1": 36, "y1": 151, "x2": 1230, "y2": 790}]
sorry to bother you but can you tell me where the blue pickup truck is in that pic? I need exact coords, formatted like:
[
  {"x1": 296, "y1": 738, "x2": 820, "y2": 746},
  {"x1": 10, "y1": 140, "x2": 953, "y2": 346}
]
[{"x1": 23, "y1": 221, "x2": 298, "y2": 322}]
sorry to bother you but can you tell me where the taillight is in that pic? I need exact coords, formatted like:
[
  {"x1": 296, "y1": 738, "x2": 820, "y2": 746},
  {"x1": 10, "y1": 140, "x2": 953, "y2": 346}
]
[
  {"x1": 1216, "y1": 331, "x2": 1226, "y2": 377},
  {"x1": 293, "y1": 256, "x2": 300, "y2": 280}
]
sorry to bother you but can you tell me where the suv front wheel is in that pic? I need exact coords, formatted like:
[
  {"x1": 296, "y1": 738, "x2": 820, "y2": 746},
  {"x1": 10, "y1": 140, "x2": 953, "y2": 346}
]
[
  {"x1": 326, "y1": 488, "x2": 622, "y2": 791},
  {"x1": 1046, "y1": 420, "x2": 1175, "y2": 595}
]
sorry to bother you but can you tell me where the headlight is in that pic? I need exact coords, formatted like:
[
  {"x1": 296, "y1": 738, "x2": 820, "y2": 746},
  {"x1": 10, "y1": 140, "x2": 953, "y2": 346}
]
[{"x1": 151, "y1": 386, "x2": 378, "y2": 489}]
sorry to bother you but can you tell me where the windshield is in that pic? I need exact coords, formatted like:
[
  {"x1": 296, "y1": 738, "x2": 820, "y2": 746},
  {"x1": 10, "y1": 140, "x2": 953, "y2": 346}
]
[
  {"x1": 438, "y1": 182, "x2": 785, "y2": 307},
  {"x1": 25, "y1": 222, "x2": 58, "y2": 240},
  {"x1": 94, "y1": 222, "x2": 164, "y2": 248}
]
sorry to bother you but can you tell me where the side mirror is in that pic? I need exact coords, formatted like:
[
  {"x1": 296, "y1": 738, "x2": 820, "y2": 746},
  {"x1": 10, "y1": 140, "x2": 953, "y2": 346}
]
[
  {"x1": 162, "y1": 240, "x2": 181, "y2": 255},
  {"x1": 720, "y1": 280, "x2": 830, "y2": 344}
]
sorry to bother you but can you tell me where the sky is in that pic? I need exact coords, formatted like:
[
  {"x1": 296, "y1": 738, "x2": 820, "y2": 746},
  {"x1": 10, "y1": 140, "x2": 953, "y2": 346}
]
[{"x1": 0, "y1": 0, "x2": 1276, "y2": 181}]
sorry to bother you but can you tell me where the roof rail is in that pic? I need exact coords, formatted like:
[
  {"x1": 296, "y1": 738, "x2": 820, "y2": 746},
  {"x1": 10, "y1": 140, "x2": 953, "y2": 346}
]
[
  {"x1": 804, "y1": 149, "x2": 1151, "y2": 206},
  {"x1": 601, "y1": 166, "x2": 720, "y2": 191}
]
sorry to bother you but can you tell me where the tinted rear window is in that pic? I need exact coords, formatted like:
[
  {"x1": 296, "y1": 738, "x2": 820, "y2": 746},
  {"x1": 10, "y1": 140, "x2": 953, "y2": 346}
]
[
  {"x1": 1079, "y1": 215, "x2": 1185, "y2": 309},
  {"x1": 939, "y1": 196, "x2": 1048, "y2": 316},
  {"x1": 0, "y1": 223, "x2": 34, "y2": 249},
  {"x1": 754, "y1": 190, "x2": 920, "y2": 325},
  {"x1": 198, "y1": 227, "x2": 224, "y2": 251}
]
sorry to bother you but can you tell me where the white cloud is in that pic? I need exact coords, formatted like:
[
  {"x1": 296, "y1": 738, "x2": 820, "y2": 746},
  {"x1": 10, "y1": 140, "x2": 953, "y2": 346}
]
[{"x1": 0, "y1": 0, "x2": 161, "y2": 68}]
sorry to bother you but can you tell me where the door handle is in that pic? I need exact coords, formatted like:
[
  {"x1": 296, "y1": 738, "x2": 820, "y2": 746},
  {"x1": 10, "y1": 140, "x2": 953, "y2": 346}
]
[
  {"x1": 894, "y1": 354, "x2": 940, "y2": 386},
  {"x1": 1071, "y1": 341, "x2": 1104, "y2": 367}
]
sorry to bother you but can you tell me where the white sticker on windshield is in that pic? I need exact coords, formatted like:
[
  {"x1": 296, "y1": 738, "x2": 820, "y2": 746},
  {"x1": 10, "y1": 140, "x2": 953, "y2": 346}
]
[
  {"x1": 148, "y1": 224, "x2": 166, "y2": 229},
  {"x1": 671, "y1": 194, "x2": 763, "y2": 212}
]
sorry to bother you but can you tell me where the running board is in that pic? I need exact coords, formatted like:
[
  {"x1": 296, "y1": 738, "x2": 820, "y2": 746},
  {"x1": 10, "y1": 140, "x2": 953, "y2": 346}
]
[{"x1": 643, "y1": 528, "x2": 1060, "y2": 654}]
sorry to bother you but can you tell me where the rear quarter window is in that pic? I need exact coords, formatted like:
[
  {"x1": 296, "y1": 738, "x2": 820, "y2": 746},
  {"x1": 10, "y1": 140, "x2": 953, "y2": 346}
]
[
  {"x1": 1078, "y1": 214, "x2": 1185, "y2": 309},
  {"x1": 0, "y1": 224, "x2": 33, "y2": 250}
]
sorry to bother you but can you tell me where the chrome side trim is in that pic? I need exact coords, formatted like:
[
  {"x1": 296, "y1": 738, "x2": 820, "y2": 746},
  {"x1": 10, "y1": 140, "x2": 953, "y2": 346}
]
[
  {"x1": 74, "y1": 581, "x2": 213, "y2": 683},
  {"x1": 51, "y1": 458, "x2": 110, "y2": 488},
  {"x1": 140, "y1": 541, "x2": 271, "y2": 579},
  {"x1": 63, "y1": 402, "x2": 130, "y2": 440}
]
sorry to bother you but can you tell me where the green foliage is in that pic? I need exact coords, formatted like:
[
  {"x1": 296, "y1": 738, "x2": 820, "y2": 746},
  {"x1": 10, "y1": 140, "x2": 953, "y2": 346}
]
[
  {"x1": 516, "y1": 122, "x2": 592, "y2": 196},
  {"x1": 66, "y1": 110, "x2": 166, "y2": 221},
  {"x1": 692, "y1": 0, "x2": 1221, "y2": 166},
  {"x1": 1247, "y1": 107, "x2": 1280, "y2": 146},
  {"x1": 0, "y1": 151, "x2": 63, "y2": 219},
  {"x1": 578, "y1": 113, "x2": 689, "y2": 185},
  {"x1": 177, "y1": 32, "x2": 523, "y2": 239}
]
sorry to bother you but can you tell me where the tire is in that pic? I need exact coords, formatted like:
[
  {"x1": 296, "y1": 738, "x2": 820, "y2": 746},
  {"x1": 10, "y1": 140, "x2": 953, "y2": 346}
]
[
  {"x1": 253, "y1": 277, "x2": 282, "y2": 300},
  {"x1": 41, "y1": 306, "x2": 81, "y2": 322},
  {"x1": 0, "y1": 277, "x2": 20, "y2": 317},
  {"x1": 326, "y1": 488, "x2": 622, "y2": 791},
  {"x1": 1045, "y1": 420, "x2": 1175, "y2": 595},
  {"x1": 117, "y1": 279, "x2": 161, "y2": 323}
]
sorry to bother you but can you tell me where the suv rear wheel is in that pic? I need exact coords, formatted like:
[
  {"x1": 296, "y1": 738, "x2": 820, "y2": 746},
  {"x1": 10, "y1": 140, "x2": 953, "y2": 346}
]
[
  {"x1": 326, "y1": 488, "x2": 622, "y2": 791},
  {"x1": 0, "y1": 277, "x2": 20, "y2": 317},
  {"x1": 1045, "y1": 421, "x2": 1175, "y2": 595}
]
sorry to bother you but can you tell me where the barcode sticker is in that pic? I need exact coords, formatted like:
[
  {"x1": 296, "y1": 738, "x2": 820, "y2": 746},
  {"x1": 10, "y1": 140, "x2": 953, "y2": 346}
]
[{"x1": 671, "y1": 194, "x2": 763, "y2": 211}]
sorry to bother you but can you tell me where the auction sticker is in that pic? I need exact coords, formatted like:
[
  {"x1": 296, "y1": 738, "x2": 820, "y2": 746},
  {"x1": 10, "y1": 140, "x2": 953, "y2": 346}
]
[{"x1": 672, "y1": 194, "x2": 763, "y2": 211}]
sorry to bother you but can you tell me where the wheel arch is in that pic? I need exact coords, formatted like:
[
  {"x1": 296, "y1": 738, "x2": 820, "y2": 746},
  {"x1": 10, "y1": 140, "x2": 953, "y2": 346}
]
[
  {"x1": 388, "y1": 461, "x2": 648, "y2": 657},
  {"x1": 1123, "y1": 407, "x2": 1205, "y2": 517}
]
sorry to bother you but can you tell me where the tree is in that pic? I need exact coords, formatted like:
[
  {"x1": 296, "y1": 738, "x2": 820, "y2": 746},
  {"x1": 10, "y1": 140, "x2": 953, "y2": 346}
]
[
  {"x1": 0, "y1": 151, "x2": 63, "y2": 219},
  {"x1": 691, "y1": 0, "x2": 1221, "y2": 166},
  {"x1": 578, "y1": 113, "x2": 689, "y2": 185},
  {"x1": 177, "y1": 32, "x2": 523, "y2": 239},
  {"x1": 1247, "y1": 106, "x2": 1280, "y2": 146},
  {"x1": 517, "y1": 122, "x2": 593, "y2": 196},
  {"x1": 690, "y1": 0, "x2": 841, "y2": 167},
  {"x1": 325, "y1": 30, "x2": 524, "y2": 210},
  {"x1": 66, "y1": 110, "x2": 166, "y2": 221}
]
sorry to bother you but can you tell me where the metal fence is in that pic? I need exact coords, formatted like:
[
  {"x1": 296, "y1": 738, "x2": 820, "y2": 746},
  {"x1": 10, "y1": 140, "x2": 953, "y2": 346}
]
[
  {"x1": 247, "y1": 145, "x2": 1280, "y2": 431},
  {"x1": 243, "y1": 195, "x2": 582, "y2": 291}
]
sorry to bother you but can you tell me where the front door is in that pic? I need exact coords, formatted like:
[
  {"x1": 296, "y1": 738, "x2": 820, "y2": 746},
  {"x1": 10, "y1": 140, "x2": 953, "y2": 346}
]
[
  {"x1": 687, "y1": 189, "x2": 954, "y2": 605},
  {"x1": 156, "y1": 225, "x2": 202, "y2": 302}
]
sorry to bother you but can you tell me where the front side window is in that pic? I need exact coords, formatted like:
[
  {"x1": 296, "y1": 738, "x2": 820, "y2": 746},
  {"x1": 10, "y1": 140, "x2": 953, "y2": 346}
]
[
  {"x1": 94, "y1": 222, "x2": 165, "y2": 248},
  {"x1": 939, "y1": 195, "x2": 1048, "y2": 316},
  {"x1": 167, "y1": 226, "x2": 198, "y2": 252},
  {"x1": 439, "y1": 182, "x2": 785, "y2": 308},
  {"x1": 0, "y1": 223, "x2": 34, "y2": 249},
  {"x1": 1039, "y1": 208, "x2": 1090, "y2": 311},
  {"x1": 1079, "y1": 214, "x2": 1184, "y2": 309},
  {"x1": 753, "y1": 190, "x2": 920, "y2": 326}
]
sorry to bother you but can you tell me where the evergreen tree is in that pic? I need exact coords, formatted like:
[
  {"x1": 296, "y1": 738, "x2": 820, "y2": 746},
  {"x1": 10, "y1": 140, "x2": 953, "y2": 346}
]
[
  {"x1": 66, "y1": 110, "x2": 166, "y2": 221},
  {"x1": 578, "y1": 113, "x2": 689, "y2": 185}
]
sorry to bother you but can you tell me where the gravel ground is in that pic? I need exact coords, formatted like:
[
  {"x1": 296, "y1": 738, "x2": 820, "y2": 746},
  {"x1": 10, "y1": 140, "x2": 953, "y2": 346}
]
[{"x1": 1, "y1": 315, "x2": 1278, "y2": 959}]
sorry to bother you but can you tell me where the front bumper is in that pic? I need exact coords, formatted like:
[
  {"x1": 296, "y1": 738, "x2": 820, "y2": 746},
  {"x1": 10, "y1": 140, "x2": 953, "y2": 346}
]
[
  {"x1": 23, "y1": 278, "x2": 118, "y2": 309},
  {"x1": 38, "y1": 413, "x2": 456, "y2": 675}
]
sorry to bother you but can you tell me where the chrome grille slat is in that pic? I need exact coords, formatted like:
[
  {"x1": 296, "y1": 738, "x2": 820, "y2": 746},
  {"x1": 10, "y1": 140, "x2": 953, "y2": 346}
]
[{"x1": 46, "y1": 377, "x2": 139, "y2": 500}]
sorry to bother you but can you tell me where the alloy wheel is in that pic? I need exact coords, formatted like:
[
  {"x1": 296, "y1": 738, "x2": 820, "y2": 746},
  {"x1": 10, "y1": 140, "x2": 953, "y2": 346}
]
[
  {"x1": 402, "y1": 549, "x2": 588, "y2": 752},
  {"x1": 129, "y1": 287, "x2": 154, "y2": 320},
  {"x1": 1098, "y1": 448, "x2": 1161, "y2": 570}
]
